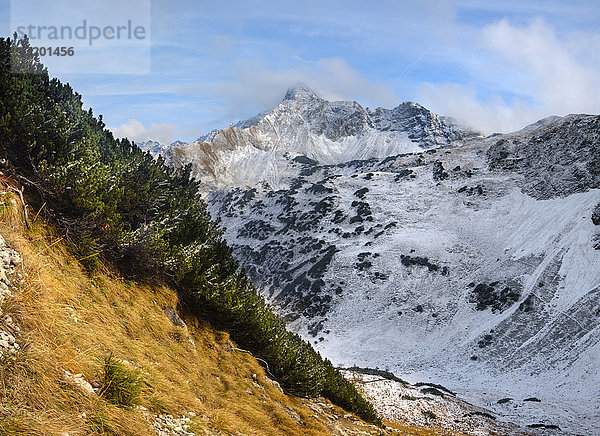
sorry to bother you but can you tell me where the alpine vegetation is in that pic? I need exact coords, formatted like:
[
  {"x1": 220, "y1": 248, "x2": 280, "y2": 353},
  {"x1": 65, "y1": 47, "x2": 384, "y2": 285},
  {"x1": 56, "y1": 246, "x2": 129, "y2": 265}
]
[{"x1": 0, "y1": 35, "x2": 380, "y2": 425}]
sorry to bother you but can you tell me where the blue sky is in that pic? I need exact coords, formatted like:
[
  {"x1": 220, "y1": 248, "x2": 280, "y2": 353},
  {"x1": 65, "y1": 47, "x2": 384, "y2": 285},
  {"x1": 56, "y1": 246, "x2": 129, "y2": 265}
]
[{"x1": 3, "y1": 0, "x2": 600, "y2": 142}]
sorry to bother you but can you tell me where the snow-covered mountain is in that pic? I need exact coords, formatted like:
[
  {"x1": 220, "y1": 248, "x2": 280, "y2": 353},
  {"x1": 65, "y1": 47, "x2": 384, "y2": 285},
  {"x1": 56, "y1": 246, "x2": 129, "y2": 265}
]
[
  {"x1": 172, "y1": 84, "x2": 480, "y2": 190},
  {"x1": 171, "y1": 87, "x2": 600, "y2": 434}
]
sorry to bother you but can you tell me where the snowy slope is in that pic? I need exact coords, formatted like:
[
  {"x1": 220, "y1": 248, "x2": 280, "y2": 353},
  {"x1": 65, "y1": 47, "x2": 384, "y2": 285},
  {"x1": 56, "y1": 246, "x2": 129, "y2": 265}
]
[{"x1": 174, "y1": 91, "x2": 600, "y2": 435}]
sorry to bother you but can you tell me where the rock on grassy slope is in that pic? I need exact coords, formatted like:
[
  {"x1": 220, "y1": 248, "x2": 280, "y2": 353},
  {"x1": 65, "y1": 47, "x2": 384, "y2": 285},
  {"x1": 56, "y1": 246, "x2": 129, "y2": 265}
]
[{"x1": 0, "y1": 185, "x2": 392, "y2": 436}]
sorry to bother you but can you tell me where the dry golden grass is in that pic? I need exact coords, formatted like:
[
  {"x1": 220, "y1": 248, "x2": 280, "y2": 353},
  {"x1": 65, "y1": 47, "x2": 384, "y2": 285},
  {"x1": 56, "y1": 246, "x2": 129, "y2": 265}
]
[{"x1": 0, "y1": 186, "x2": 455, "y2": 435}]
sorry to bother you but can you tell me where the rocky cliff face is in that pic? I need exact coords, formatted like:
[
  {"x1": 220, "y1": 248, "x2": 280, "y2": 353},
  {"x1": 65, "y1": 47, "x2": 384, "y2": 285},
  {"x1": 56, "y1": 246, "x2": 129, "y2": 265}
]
[{"x1": 172, "y1": 89, "x2": 600, "y2": 434}]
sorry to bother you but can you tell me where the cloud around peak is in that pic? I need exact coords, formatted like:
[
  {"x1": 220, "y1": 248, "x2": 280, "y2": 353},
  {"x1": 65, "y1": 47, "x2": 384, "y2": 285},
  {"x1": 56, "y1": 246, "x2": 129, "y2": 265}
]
[{"x1": 181, "y1": 57, "x2": 399, "y2": 122}]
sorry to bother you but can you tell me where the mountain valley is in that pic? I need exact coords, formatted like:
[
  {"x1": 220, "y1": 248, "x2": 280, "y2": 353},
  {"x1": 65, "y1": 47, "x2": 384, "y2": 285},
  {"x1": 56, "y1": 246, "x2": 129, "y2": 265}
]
[{"x1": 145, "y1": 86, "x2": 600, "y2": 434}]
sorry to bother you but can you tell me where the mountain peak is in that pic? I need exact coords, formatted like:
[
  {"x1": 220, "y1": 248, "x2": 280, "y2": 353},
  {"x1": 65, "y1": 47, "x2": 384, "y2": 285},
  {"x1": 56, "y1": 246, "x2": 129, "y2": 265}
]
[{"x1": 283, "y1": 83, "x2": 320, "y2": 101}]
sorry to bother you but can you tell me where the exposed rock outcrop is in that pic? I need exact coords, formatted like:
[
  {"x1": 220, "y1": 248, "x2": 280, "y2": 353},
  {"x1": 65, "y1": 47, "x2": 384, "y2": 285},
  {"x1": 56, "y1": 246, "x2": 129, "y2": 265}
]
[
  {"x1": 0, "y1": 234, "x2": 22, "y2": 358},
  {"x1": 487, "y1": 114, "x2": 600, "y2": 199}
]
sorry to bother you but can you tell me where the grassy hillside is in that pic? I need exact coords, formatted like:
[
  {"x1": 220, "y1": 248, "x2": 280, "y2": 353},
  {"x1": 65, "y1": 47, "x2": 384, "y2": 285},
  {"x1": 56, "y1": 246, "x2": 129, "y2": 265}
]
[
  {"x1": 0, "y1": 34, "x2": 379, "y2": 424},
  {"x1": 0, "y1": 188, "x2": 389, "y2": 435}
]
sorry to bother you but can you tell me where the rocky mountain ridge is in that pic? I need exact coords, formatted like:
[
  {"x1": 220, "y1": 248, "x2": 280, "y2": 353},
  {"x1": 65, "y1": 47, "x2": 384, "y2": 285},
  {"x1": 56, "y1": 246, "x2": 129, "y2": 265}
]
[{"x1": 169, "y1": 84, "x2": 479, "y2": 190}]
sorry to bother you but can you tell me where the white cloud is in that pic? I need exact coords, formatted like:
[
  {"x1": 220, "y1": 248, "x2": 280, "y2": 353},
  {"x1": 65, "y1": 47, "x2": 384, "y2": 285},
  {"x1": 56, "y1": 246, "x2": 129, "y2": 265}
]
[
  {"x1": 108, "y1": 119, "x2": 188, "y2": 144},
  {"x1": 419, "y1": 18, "x2": 600, "y2": 134},
  {"x1": 313, "y1": 58, "x2": 398, "y2": 106},
  {"x1": 483, "y1": 18, "x2": 600, "y2": 114},
  {"x1": 187, "y1": 19, "x2": 600, "y2": 135},
  {"x1": 182, "y1": 57, "x2": 399, "y2": 120}
]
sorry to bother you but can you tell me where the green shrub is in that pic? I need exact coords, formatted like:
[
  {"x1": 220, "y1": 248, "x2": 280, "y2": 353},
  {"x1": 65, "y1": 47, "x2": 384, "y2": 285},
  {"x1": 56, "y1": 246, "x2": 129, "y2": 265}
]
[
  {"x1": 421, "y1": 387, "x2": 444, "y2": 397},
  {"x1": 99, "y1": 355, "x2": 141, "y2": 407}
]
